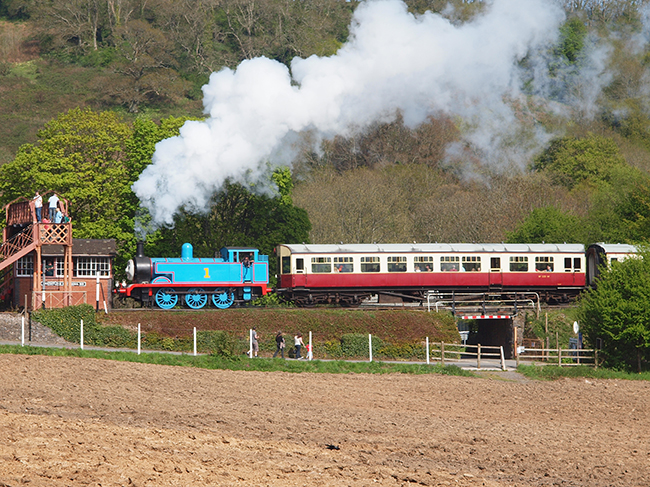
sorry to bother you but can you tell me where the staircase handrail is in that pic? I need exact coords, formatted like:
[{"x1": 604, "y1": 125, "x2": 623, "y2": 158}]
[{"x1": 0, "y1": 225, "x2": 34, "y2": 261}]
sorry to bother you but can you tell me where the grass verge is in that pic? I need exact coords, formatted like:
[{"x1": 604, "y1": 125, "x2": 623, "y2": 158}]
[
  {"x1": 0, "y1": 345, "x2": 473, "y2": 376},
  {"x1": 517, "y1": 364, "x2": 650, "y2": 381}
]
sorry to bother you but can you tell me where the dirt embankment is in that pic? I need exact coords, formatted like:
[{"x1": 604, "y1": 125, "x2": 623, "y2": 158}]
[{"x1": 1, "y1": 354, "x2": 648, "y2": 486}]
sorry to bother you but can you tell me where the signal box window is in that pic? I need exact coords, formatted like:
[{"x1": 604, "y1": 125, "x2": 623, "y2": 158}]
[
  {"x1": 414, "y1": 256, "x2": 433, "y2": 272},
  {"x1": 311, "y1": 257, "x2": 331, "y2": 273},
  {"x1": 535, "y1": 256, "x2": 553, "y2": 272},
  {"x1": 509, "y1": 256, "x2": 528, "y2": 272},
  {"x1": 361, "y1": 256, "x2": 380, "y2": 273},
  {"x1": 334, "y1": 256, "x2": 353, "y2": 272},
  {"x1": 440, "y1": 256, "x2": 460, "y2": 272},
  {"x1": 388, "y1": 256, "x2": 406, "y2": 272},
  {"x1": 462, "y1": 256, "x2": 481, "y2": 272},
  {"x1": 16, "y1": 256, "x2": 34, "y2": 277}
]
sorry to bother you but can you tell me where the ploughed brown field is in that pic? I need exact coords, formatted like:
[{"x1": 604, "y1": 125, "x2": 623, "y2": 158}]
[{"x1": 0, "y1": 354, "x2": 648, "y2": 486}]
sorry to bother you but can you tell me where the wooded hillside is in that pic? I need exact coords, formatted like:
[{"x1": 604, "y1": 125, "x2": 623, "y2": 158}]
[{"x1": 1, "y1": 0, "x2": 650, "y2": 257}]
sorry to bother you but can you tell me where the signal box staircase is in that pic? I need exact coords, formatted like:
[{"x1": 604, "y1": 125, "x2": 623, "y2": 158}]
[{"x1": 1, "y1": 194, "x2": 73, "y2": 309}]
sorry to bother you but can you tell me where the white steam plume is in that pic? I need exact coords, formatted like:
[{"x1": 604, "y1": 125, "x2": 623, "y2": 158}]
[{"x1": 133, "y1": 0, "x2": 566, "y2": 229}]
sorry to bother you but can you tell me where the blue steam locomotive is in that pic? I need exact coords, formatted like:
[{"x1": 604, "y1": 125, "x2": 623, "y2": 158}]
[{"x1": 116, "y1": 242, "x2": 270, "y2": 309}]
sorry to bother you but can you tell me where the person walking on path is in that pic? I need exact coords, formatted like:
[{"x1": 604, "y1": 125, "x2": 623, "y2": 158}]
[
  {"x1": 273, "y1": 331, "x2": 286, "y2": 358},
  {"x1": 48, "y1": 193, "x2": 59, "y2": 221},
  {"x1": 33, "y1": 192, "x2": 43, "y2": 222},
  {"x1": 251, "y1": 327, "x2": 259, "y2": 357},
  {"x1": 294, "y1": 333, "x2": 305, "y2": 359}
]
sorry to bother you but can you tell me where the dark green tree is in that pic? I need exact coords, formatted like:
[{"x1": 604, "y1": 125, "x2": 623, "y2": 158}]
[
  {"x1": 506, "y1": 206, "x2": 586, "y2": 244},
  {"x1": 0, "y1": 107, "x2": 133, "y2": 245},
  {"x1": 534, "y1": 134, "x2": 632, "y2": 189},
  {"x1": 577, "y1": 248, "x2": 650, "y2": 372},
  {"x1": 147, "y1": 168, "x2": 311, "y2": 282},
  {"x1": 557, "y1": 17, "x2": 587, "y2": 63}
]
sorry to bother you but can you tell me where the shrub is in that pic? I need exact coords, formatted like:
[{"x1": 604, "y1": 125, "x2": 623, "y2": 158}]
[
  {"x1": 198, "y1": 330, "x2": 238, "y2": 358},
  {"x1": 32, "y1": 304, "x2": 137, "y2": 348},
  {"x1": 340, "y1": 333, "x2": 384, "y2": 358}
]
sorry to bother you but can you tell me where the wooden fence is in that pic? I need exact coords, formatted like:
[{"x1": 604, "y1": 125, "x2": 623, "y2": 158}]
[
  {"x1": 427, "y1": 342, "x2": 507, "y2": 370},
  {"x1": 516, "y1": 347, "x2": 597, "y2": 367}
]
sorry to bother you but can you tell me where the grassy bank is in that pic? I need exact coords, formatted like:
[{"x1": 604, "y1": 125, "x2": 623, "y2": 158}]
[
  {"x1": 30, "y1": 304, "x2": 460, "y2": 360},
  {"x1": 517, "y1": 364, "x2": 650, "y2": 381}
]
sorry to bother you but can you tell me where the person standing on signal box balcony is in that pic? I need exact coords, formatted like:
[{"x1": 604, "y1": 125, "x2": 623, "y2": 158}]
[
  {"x1": 33, "y1": 192, "x2": 42, "y2": 222},
  {"x1": 48, "y1": 193, "x2": 59, "y2": 221}
]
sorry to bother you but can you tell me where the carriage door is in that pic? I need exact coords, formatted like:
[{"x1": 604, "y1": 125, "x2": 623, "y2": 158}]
[
  {"x1": 294, "y1": 258, "x2": 304, "y2": 287},
  {"x1": 489, "y1": 257, "x2": 502, "y2": 286}
]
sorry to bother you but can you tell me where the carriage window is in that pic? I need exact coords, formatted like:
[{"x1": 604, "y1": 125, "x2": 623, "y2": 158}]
[
  {"x1": 535, "y1": 256, "x2": 553, "y2": 272},
  {"x1": 462, "y1": 256, "x2": 481, "y2": 272},
  {"x1": 311, "y1": 257, "x2": 331, "y2": 273},
  {"x1": 414, "y1": 256, "x2": 433, "y2": 272},
  {"x1": 564, "y1": 257, "x2": 571, "y2": 271},
  {"x1": 440, "y1": 256, "x2": 460, "y2": 272},
  {"x1": 361, "y1": 256, "x2": 380, "y2": 273},
  {"x1": 296, "y1": 258, "x2": 304, "y2": 272},
  {"x1": 509, "y1": 256, "x2": 528, "y2": 272},
  {"x1": 490, "y1": 257, "x2": 501, "y2": 271},
  {"x1": 573, "y1": 257, "x2": 581, "y2": 270},
  {"x1": 282, "y1": 256, "x2": 290, "y2": 274},
  {"x1": 334, "y1": 256, "x2": 354, "y2": 272},
  {"x1": 388, "y1": 256, "x2": 406, "y2": 272}
]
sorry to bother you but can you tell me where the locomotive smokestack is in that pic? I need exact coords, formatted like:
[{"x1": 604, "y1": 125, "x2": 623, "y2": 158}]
[{"x1": 136, "y1": 241, "x2": 145, "y2": 258}]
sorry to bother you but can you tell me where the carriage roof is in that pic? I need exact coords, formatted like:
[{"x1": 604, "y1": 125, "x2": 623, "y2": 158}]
[{"x1": 280, "y1": 243, "x2": 585, "y2": 254}]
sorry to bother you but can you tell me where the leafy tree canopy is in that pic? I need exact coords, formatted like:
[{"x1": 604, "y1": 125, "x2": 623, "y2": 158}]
[
  {"x1": 578, "y1": 248, "x2": 650, "y2": 372},
  {"x1": 0, "y1": 107, "x2": 134, "y2": 245},
  {"x1": 506, "y1": 206, "x2": 586, "y2": 244},
  {"x1": 557, "y1": 17, "x2": 587, "y2": 63},
  {"x1": 534, "y1": 134, "x2": 635, "y2": 189}
]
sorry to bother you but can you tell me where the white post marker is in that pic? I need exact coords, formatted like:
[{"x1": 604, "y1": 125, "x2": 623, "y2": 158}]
[
  {"x1": 426, "y1": 337, "x2": 430, "y2": 365},
  {"x1": 80, "y1": 319, "x2": 84, "y2": 350},
  {"x1": 96, "y1": 275, "x2": 100, "y2": 311},
  {"x1": 21, "y1": 315, "x2": 25, "y2": 347},
  {"x1": 308, "y1": 331, "x2": 313, "y2": 361},
  {"x1": 369, "y1": 333, "x2": 373, "y2": 362},
  {"x1": 249, "y1": 329, "x2": 253, "y2": 358},
  {"x1": 193, "y1": 327, "x2": 197, "y2": 356},
  {"x1": 137, "y1": 323, "x2": 141, "y2": 355}
]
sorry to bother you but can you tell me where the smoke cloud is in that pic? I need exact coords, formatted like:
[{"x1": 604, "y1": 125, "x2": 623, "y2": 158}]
[{"x1": 133, "y1": 0, "x2": 569, "y2": 229}]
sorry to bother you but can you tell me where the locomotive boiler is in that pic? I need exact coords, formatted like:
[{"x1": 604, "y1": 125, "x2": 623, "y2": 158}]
[{"x1": 117, "y1": 242, "x2": 269, "y2": 309}]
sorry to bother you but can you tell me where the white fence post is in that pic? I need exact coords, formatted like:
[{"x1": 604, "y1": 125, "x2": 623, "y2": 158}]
[
  {"x1": 193, "y1": 327, "x2": 197, "y2": 356},
  {"x1": 426, "y1": 337, "x2": 430, "y2": 365},
  {"x1": 500, "y1": 346, "x2": 506, "y2": 371},
  {"x1": 369, "y1": 334, "x2": 373, "y2": 362},
  {"x1": 21, "y1": 315, "x2": 25, "y2": 347},
  {"x1": 137, "y1": 323, "x2": 141, "y2": 355},
  {"x1": 80, "y1": 319, "x2": 84, "y2": 350},
  {"x1": 309, "y1": 331, "x2": 313, "y2": 361},
  {"x1": 95, "y1": 275, "x2": 100, "y2": 311},
  {"x1": 249, "y1": 329, "x2": 253, "y2": 358}
]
